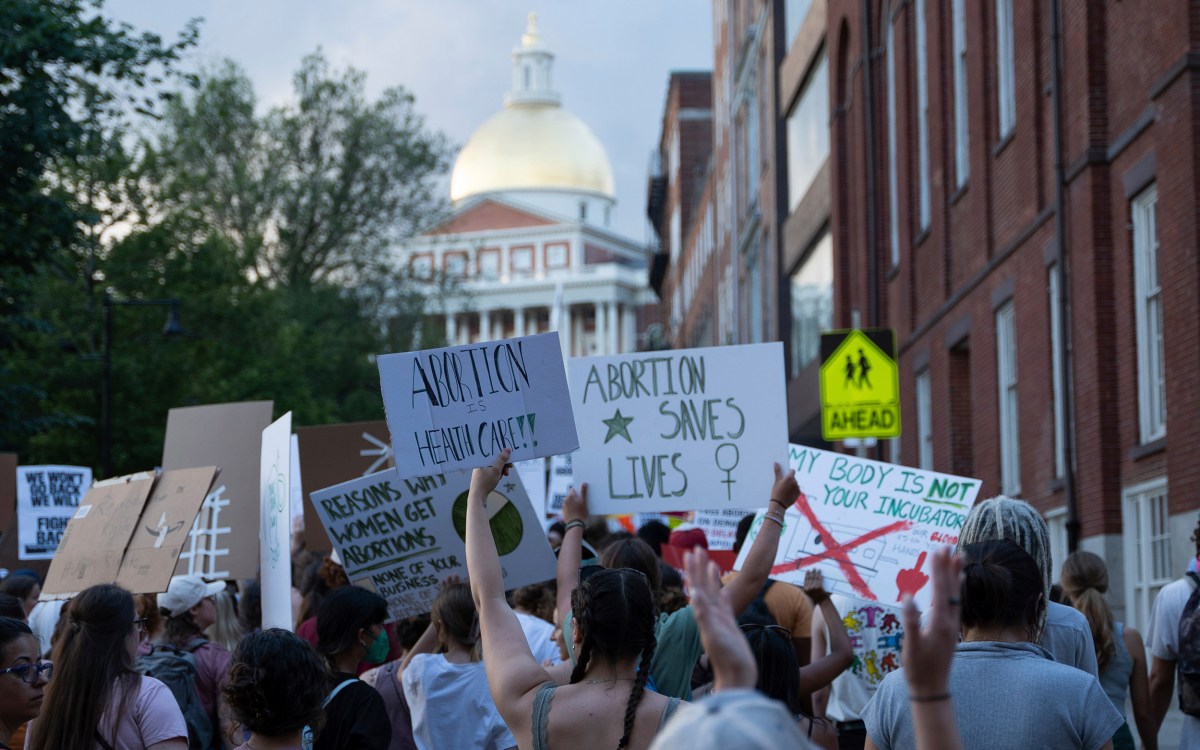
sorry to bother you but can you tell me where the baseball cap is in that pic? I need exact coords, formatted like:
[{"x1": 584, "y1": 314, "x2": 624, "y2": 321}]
[
  {"x1": 649, "y1": 689, "x2": 815, "y2": 750},
  {"x1": 668, "y1": 525, "x2": 709, "y2": 551},
  {"x1": 158, "y1": 575, "x2": 225, "y2": 618}
]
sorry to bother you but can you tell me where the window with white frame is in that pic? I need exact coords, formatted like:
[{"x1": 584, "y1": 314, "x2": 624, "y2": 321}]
[
  {"x1": 886, "y1": 12, "x2": 900, "y2": 267},
  {"x1": 996, "y1": 301, "x2": 1020, "y2": 495},
  {"x1": 915, "y1": 0, "x2": 930, "y2": 230},
  {"x1": 1044, "y1": 507, "x2": 1069, "y2": 583},
  {"x1": 1132, "y1": 185, "x2": 1165, "y2": 443},
  {"x1": 1048, "y1": 266, "x2": 1066, "y2": 479},
  {"x1": 1123, "y1": 479, "x2": 1170, "y2": 633},
  {"x1": 952, "y1": 0, "x2": 969, "y2": 187},
  {"x1": 916, "y1": 370, "x2": 933, "y2": 469},
  {"x1": 995, "y1": 0, "x2": 1016, "y2": 137},
  {"x1": 786, "y1": 48, "x2": 829, "y2": 212}
]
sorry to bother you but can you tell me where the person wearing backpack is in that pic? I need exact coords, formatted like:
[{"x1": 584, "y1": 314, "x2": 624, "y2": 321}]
[
  {"x1": 155, "y1": 575, "x2": 234, "y2": 749},
  {"x1": 313, "y1": 586, "x2": 392, "y2": 750},
  {"x1": 27, "y1": 584, "x2": 188, "y2": 750},
  {"x1": 1148, "y1": 516, "x2": 1200, "y2": 747}
]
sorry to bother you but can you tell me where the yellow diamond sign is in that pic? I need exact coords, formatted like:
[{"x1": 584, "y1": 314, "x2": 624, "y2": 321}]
[{"x1": 819, "y1": 328, "x2": 901, "y2": 440}]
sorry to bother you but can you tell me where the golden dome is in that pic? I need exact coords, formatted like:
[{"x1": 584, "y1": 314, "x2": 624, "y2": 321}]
[
  {"x1": 449, "y1": 14, "x2": 616, "y2": 204},
  {"x1": 449, "y1": 103, "x2": 616, "y2": 202}
]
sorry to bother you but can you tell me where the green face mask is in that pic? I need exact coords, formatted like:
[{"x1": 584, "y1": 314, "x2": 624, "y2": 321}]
[{"x1": 363, "y1": 628, "x2": 389, "y2": 664}]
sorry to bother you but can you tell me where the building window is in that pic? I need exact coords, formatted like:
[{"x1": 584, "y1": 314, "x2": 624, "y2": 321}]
[
  {"x1": 478, "y1": 249, "x2": 500, "y2": 278},
  {"x1": 411, "y1": 254, "x2": 433, "y2": 279},
  {"x1": 952, "y1": 0, "x2": 969, "y2": 187},
  {"x1": 996, "y1": 301, "x2": 1020, "y2": 495},
  {"x1": 886, "y1": 13, "x2": 900, "y2": 267},
  {"x1": 545, "y1": 244, "x2": 568, "y2": 270},
  {"x1": 745, "y1": 242, "x2": 763, "y2": 343},
  {"x1": 916, "y1": 369, "x2": 933, "y2": 470},
  {"x1": 786, "y1": 47, "x2": 829, "y2": 212},
  {"x1": 1045, "y1": 507, "x2": 1069, "y2": 583},
  {"x1": 1132, "y1": 184, "x2": 1165, "y2": 443},
  {"x1": 1123, "y1": 479, "x2": 1170, "y2": 633},
  {"x1": 1048, "y1": 265, "x2": 1066, "y2": 479},
  {"x1": 510, "y1": 246, "x2": 534, "y2": 274},
  {"x1": 579, "y1": 202, "x2": 588, "y2": 221},
  {"x1": 995, "y1": 0, "x2": 1016, "y2": 138},
  {"x1": 443, "y1": 253, "x2": 468, "y2": 277},
  {"x1": 915, "y1": 0, "x2": 930, "y2": 230},
  {"x1": 789, "y1": 232, "x2": 833, "y2": 376},
  {"x1": 784, "y1": 0, "x2": 812, "y2": 51}
]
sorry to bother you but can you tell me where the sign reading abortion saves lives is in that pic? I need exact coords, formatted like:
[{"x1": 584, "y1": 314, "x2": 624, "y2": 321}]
[
  {"x1": 735, "y1": 445, "x2": 981, "y2": 609},
  {"x1": 378, "y1": 333, "x2": 578, "y2": 479},
  {"x1": 569, "y1": 343, "x2": 788, "y2": 514},
  {"x1": 310, "y1": 468, "x2": 555, "y2": 620}
]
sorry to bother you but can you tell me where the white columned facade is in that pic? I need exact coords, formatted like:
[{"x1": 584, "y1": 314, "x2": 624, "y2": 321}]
[
  {"x1": 573, "y1": 306, "x2": 585, "y2": 356},
  {"x1": 481, "y1": 309, "x2": 492, "y2": 342},
  {"x1": 606, "y1": 301, "x2": 618, "y2": 355},
  {"x1": 446, "y1": 314, "x2": 457, "y2": 346},
  {"x1": 621, "y1": 303, "x2": 635, "y2": 353},
  {"x1": 594, "y1": 302, "x2": 607, "y2": 355},
  {"x1": 515, "y1": 307, "x2": 526, "y2": 337},
  {"x1": 561, "y1": 306, "x2": 573, "y2": 357}
]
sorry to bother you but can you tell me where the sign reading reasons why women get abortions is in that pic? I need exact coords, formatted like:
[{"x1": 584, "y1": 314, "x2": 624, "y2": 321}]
[
  {"x1": 378, "y1": 333, "x2": 579, "y2": 479},
  {"x1": 735, "y1": 445, "x2": 982, "y2": 610},
  {"x1": 568, "y1": 343, "x2": 788, "y2": 514},
  {"x1": 16, "y1": 465, "x2": 92, "y2": 560},
  {"x1": 310, "y1": 467, "x2": 555, "y2": 621}
]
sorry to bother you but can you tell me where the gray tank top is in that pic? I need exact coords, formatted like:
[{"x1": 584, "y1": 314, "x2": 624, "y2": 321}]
[
  {"x1": 1099, "y1": 621, "x2": 1134, "y2": 716},
  {"x1": 531, "y1": 681, "x2": 681, "y2": 750}
]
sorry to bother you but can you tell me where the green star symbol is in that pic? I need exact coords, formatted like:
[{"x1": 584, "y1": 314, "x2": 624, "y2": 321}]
[{"x1": 602, "y1": 409, "x2": 635, "y2": 444}]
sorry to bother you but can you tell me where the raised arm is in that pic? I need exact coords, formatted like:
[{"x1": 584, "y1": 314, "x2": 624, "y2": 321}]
[
  {"x1": 810, "y1": 605, "x2": 831, "y2": 717},
  {"x1": 723, "y1": 463, "x2": 799, "y2": 616},
  {"x1": 899, "y1": 546, "x2": 964, "y2": 750},
  {"x1": 555, "y1": 483, "x2": 588, "y2": 629},
  {"x1": 685, "y1": 548, "x2": 756, "y2": 692},
  {"x1": 796, "y1": 571, "x2": 853, "y2": 694},
  {"x1": 466, "y1": 448, "x2": 550, "y2": 720}
]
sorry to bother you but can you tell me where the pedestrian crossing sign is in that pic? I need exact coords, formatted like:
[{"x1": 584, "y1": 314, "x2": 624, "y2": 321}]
[{"x1": 819, "y1": 328, "x2": 901, "y2": 440}]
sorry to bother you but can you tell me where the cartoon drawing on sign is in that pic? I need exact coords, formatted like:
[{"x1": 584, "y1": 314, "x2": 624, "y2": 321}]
[
  {"x1": 842, "y1": 603, "x2": 901, "y2": 687},
  {"x1": 265, "y1": 451, "x2": 286, "y2": 567},
  {"x1": 360, "y1": 431, "x2": 393, "y2": 474},
  {"x1": 145, "y1": 512, "x2": 185, "y2": 550},
  {"x1": 452, "y1": 488, "x2": 523, "y2": 556},
  {"x1": 179, "y1": 485, "x2": 231, "y2": 579},
  {"x1": 894, "y1": 550, "x2": 930, "y2": 601}
]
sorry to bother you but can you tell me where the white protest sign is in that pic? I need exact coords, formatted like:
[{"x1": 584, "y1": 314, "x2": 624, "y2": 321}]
[
  {"x1": 260, "y1": 413, "x2": 293, "y2": 631},
  {"x1": 545, "y1": 453, "x2": 573, "y2": 516},
  {"x1": 513, "y1": 459, "x2": 547, "y2": 518},
  {"x1": 692, "y1": 508, "x2": 756, "y2": 550},
  {"x1": 735, "y1": 444, "x2": 981, "y2": 609},
  {"x1": 289, "y1": 434, "x2": 303, "y2": 532},
  {"x1": 310, "y1": 468, "x2": 555, "y2": 621},
  {"x1": 568, "y1": 343, "x2": 788, "y2": 514},
  {"x1": 16, "y1": 466, "x2": 92, "y2": 561},
  {"x1": 378, "y1": 333, "x2": 579, "y2": 479}
]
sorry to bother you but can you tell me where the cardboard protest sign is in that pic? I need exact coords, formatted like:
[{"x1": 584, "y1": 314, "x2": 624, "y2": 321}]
[
  {"x1": 260, "y1": 414, "x2": 293, "y2": 630},
  {"x1": 569, "y1": 343, "x2": 788, "y2": 514},
  {"x1": 296, "y1": 421, "x2": 394, "y2": 551},
  {"x1": 43, "y1": 472, "x2": 156, "y2": 597},
  {"x1": 378, "y1": 333, "x2": 579, "y2": 479},
  {"x1": 0, "y1": 454, "x2": 16, "y2": 538},
  {"x1": 545, "y1": 453, "x2": 573, "y2": 516},
  {"x1": 691, "y1": 508, "x2": 756, "y2": 551},
  {"x1": 735, "y1": 445, "x2": 981, "y2": 609},
  {"x1": 513, "y1": 459, "x2": 547, "y2": 518},
  {"x1": 114, "y1": 467, "x2": 219, "y2": 594},
  {"x1": 310, "y1": 468, "x2": 555, "y2": 621},
  {"x1": 162, "y1": 401, "x2": 274, "y2": 580},
  {"x1": 16, "y1": 465, "x2": 92, "y2": 560}
]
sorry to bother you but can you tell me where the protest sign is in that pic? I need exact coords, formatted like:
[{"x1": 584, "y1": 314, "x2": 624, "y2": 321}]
[
  {"x1": 260, "y1": 413, "x2": 293, "y2": 630},
  {"x1": 568, "y1": 343, "x2": 788, "y2": 514},
  {"x1": 16, "y1": 465, "x2": 92, "y2": 561},
  {"x1": 43, "y1": 472, "x2": 156, "y2": 597},
  {"x1": 378, "y1": 333, "x2": 579, "y2": 479},
  {"x1": 310, "y1": 468, "x2": 555, "y2": 621},
  {"x1": 290, "y1": 435, "x2": 303, "y2": 532},
  {"x1": 735, "y1": 445, "x2": 981, "y2": 609},
  {"x1": 0, "y1": 454, "x2": 16, "y2": 538},
  {"x1": 114, "y1": 467, "x2": 219, "y2": 594},
  {"x1": 296, "y1": 420, "x2": 394, "y2": 551},
  {"x1": 162, "y1": 401, "x2": 274, "y2": 580},
  {"x1": 545, "y1": 453, "x2": 573, "y2": 516},
  {"x1": 513, "y1": 459, "x2": 547, "y2": 518},
  {"x1": 692, "y1": 508, "x2": 756, "y2": 551}
]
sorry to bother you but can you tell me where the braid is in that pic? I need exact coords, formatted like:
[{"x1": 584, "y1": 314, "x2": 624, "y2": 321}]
[
  {"x1": 617, "y1": 630, "x2": 656, "y2": 750},
  {"x1": 569, "y1": 638, "x2": 592, "y2": 684},
  {"x1": 569, "y1": 590, "x2": 594, "y2": 684}
]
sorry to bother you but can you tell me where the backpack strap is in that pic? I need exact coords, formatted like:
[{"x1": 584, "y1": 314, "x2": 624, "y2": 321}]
[
  {"x1": 323, "y1": 678, "x2": 359, "y2": 708},
  {"x1": 182, "y1": 636, "x2": 209, "y2": 654},
  {"x1": 94, "y1": 729, "x2": 116, "y2": 750},
  {"x1": 1187, "y1": 572, "x2": 1200, "y2": 589}
]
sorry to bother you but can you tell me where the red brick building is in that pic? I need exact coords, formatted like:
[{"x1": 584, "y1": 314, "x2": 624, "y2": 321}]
[{"x1": 828, "y1": 0, "x2": 1200, "y2": 631}]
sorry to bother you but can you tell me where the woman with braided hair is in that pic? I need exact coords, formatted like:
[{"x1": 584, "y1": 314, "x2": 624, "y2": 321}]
[{"x1": 466, "y1": 449, "x2": 682, "y2": 750}]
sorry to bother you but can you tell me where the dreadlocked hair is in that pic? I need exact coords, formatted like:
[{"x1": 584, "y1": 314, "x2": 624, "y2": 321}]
[
  {"x1": 957, "y1": 496, "x2": 1052, "y2": 640},
  {"x1": 1061, "y1": 551, "x2": 1117, "y2": 672},
  {"x1": 568, "y1": 567, "x2": 658, "y2": 750}
]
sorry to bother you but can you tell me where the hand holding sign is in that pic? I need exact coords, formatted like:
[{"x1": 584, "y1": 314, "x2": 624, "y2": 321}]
[
  {"x1": 801, "y1": 569, "x2": 830, "y2": 604},
  {"x1": 470, "y1": 448, "x2": 513, "y2": 509},
  {"x1": 895, "y1": 551, "x2": 931, "y2": 602},
  {"x1": 562, "y1": 483, "x2": 589, "y2": 524}
]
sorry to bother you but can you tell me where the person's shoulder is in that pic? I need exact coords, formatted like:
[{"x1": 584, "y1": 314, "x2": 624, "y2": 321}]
[
  {"x1": 1046, "y1": 601, "x2": 1089, "y2": 630},
  {"x1": 137, "y1": 675, "x2": 186, "y2": 714}
]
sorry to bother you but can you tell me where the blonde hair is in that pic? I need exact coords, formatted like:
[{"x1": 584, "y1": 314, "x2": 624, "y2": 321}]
[
  {"x1": 1061, "y1": 551, "x2": 1117, "y2": 672},
  {"x1": 205, "y1": 589, "x2": 244, "y2": 652}
]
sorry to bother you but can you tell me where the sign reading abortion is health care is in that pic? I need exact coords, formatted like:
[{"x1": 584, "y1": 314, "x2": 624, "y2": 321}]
[
  {"x1": 735, "y1": 445, "x2": 981, "y2": 610},
  {"x1": 16, "y1": 465, "x2": 92, "y2": 560},
  {"x1": 569, "y1": 343, "x2": 788, "y2": 514},
  {"x1": 378, "y1": 333, "x2": 579, "y2": 479},
  {"x1": 310, "y1": 468, "x2": 555, "y2": 621}
]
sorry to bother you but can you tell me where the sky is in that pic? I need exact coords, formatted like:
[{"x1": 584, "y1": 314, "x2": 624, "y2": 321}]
[{"x1": 103, "y1": 1, "x2": 714, "y2": 242}]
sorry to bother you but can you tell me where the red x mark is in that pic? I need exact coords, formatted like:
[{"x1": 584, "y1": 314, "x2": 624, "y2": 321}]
[{"x1": 771, "y1": 490, "x2": 912, "y2": 601}]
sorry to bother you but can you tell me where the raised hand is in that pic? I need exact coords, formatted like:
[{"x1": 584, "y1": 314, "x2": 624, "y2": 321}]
[
  {"x1": 900, "y1": 546, "x2": 964, "y2": 698},
  {"x1": 770, "y1": 462, "x2": 800, "y2": 508},
  {"x1": 802, "y1": 569, "x2": 830, "y2": 604},
  {"x1": 470, "y1": 448, "x2": 513, "y2": 500},
  {"x1": 562, "y1": 482, "x2": 589, "y2": 524},
  {"x1": 685, "y1": 547, "x2": 757, "y2": 691}
]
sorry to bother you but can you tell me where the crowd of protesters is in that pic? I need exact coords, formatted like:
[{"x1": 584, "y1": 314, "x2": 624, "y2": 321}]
[{"x1": 0, "y1": 449, "x2": 1197, "y2": 749}]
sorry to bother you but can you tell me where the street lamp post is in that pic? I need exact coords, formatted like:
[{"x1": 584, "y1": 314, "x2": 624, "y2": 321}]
[{"x1": 101, "y1": 293, "x2": 185, "y2": 478}]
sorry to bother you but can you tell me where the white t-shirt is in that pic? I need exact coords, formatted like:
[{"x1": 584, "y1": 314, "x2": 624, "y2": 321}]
[
  {"x1": 402, "y1": 653, "x2": 516, "y2": 750},
  {"x1": 1146, "y1": 576, "x2": 1200, "y2": 747},
  {"x1": 822, "y1": 595, "x2": 905, "y2": 723},
  {"x1": 516, "y1": 611, "x2": 561, "y2": 665}
]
